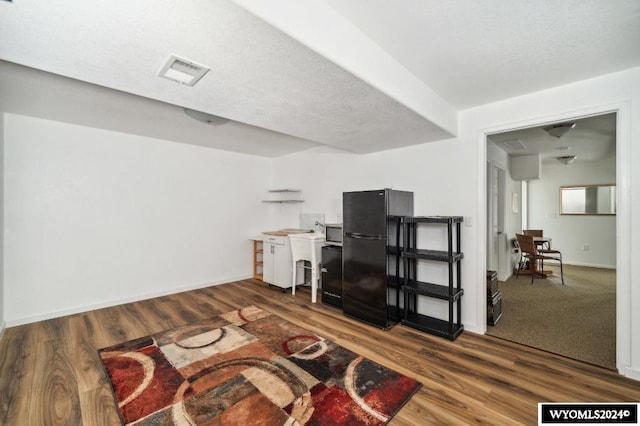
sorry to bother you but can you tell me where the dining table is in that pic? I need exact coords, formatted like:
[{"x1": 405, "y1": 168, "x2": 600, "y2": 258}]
[{"x1": 533, "y1": 236, "x2": 551, "y2": 250}]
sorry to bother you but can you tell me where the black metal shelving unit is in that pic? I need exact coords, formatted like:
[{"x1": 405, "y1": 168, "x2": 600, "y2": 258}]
[
  {"x1": 401, "y1": 216, "x2": 464, "y2": 340},
  {"x1": 386, "y1": 215, "x2": 405, "y2": 324}
]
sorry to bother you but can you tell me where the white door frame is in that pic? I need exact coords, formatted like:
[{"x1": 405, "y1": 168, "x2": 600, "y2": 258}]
[{"x1": 476, "y1": 101, "x2": 631, "y2": 376}]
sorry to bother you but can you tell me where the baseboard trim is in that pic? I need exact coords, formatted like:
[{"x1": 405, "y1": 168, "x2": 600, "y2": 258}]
[
  {"x1": 506, "y1": 261, "x2": 615, "y2": 277},
  {"x1": 622, "y1": 366, "x2": 640, "y2": 382},
  {"x1": 0, "y1": 321, "x2": 6, "y2": 343},
  {"x1": 563, "y1": 261, "x2": 616, "y2": 269},
  {"x1": 463, "y1": 322, "x2": 483, "y2": 335},
  {"x1": 5, "y1": 274, "x2": 253, "y2": 327},
  {"x1": 526, "y1": 260, "x2": 615, "y2": 269}
]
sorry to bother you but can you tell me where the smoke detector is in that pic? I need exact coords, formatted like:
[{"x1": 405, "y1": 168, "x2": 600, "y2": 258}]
[{"x1": 158, "y1": 55, "x2": 210, "y2": 87}]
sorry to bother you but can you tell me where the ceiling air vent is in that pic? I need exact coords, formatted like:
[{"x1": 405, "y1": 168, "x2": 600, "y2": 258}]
[
  {"x1": 503, "y1": 139, "x2": 526, "y2": 151},
  {"x1": 158, "y1": 55, "x2": 210, "y2": 87}
]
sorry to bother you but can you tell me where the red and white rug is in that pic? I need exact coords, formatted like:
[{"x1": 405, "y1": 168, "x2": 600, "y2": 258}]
[{"x1": 99, "y1": 305, "x2": 421, "y2": 425}]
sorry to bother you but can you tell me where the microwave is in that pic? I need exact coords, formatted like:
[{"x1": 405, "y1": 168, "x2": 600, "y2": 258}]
[{"x1": 324, "y1": 223, "x2": 343, "y2": 246}]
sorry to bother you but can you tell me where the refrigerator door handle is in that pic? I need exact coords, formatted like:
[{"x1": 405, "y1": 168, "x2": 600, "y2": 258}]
[{"x1": 345, "y1": 232, "x2": 386, "y2": 240}]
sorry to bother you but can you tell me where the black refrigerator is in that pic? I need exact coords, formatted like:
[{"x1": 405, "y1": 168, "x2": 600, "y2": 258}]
[{"x1": 342, "y1": 189, "x2": 413, "y2": 329}]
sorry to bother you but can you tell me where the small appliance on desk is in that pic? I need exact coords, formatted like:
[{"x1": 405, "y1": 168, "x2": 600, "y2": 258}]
[{"x1": 324, "y1": 223, "x2": 343, "y2": 246}]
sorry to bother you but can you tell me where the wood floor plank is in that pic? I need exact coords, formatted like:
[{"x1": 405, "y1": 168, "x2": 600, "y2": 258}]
[
  {"x1": 79, "y1": 385, "x2": 121, "y2": 426},
  {"x1": 67, "y1": 314, "x2": 110, "y2": 394},
  {"x1": 134, "y1": 297, "x2": 177, "y2": 329},
  {"x1": 0, "y1": 326, "x2": 33, "y2": 424},
  {"x1": 29, "y1": 339, "x2": 82, "y2": 425},
  {"x1": 1, "y1": 279, "x2": 639, "y2": 425}
]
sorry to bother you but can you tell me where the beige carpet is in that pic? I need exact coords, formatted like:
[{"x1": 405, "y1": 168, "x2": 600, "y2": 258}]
[{"x1": 486, "y1": 264, "x2": 616, "y2": 370}]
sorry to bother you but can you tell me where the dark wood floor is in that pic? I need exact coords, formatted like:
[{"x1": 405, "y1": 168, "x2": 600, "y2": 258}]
[{"x1": 1, "y1": 279, "x2": 639, "y2": 425}]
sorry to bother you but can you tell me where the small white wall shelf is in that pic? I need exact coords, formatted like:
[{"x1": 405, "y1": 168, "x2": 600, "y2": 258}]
[{"x1": 262, "y1": 189, "x2": 304, "y2": 203}]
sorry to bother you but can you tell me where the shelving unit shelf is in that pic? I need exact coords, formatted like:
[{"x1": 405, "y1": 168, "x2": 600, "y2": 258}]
[
  {"x1": 403, "y1": 249, "x2": 464, "y2": 263},
  {"x1": 262, "y1": 189, "x2": 304, "y2": 203},
  {"x1": 401, "y1": 216, "x2": 464, "y2": 341},
  {"x1": 403, "y1": 312, "x2": 464, "y2": 340},
  {"x1": 386, "y1": 275, "x2": 403, "y2": 289},
  {"x1": 403, "y1": 280, "x2": 463, "y2": 301}
]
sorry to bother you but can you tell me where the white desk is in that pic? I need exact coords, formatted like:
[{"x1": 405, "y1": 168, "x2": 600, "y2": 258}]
[{"x1": 288, "y1": 233, "x2": 326, "y2": 303}]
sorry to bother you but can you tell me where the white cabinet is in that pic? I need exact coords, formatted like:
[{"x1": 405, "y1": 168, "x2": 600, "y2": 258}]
[{"x1": 263, "y1": 235, "x2": 295, "y2": 289}]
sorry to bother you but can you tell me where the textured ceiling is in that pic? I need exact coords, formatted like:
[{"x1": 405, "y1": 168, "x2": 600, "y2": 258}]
[
  {"x1": 488, "y1": 113, "x2": 616, "y2": 165},
  {"x1": 323, "y1": 0, "x2": 640, "y2": 109},
  {"x1": 0, "y1": 61, "x2": 318, "y2": 158},
  {"x1": 0, "y1": 0, "x2": 638, "y2": 157}
]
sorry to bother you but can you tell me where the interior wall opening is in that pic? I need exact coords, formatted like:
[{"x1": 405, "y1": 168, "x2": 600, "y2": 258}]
[{"x1": 484, "y1": 112, "x2": 617, "y2": 370}]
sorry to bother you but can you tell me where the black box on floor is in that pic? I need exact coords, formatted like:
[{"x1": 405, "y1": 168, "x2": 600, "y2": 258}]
[
  {"x1": 486, "y1": 270, "x2": 498, "y2": 298},
  {"x1": 487, "y1": 291, "x2": 502, "y2": 326}
]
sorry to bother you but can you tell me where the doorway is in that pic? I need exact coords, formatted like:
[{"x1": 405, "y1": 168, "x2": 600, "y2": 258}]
[{"x1": 484, "y1": 112, "x2": 617, "y2": 369}]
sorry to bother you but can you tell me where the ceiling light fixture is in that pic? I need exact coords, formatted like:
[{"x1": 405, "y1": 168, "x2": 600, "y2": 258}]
[
  {"x1": 544, "y1": 123, "x2": 576, "y2": 138},
  {"x1": 184, "y1": 108, "x2": 230, "y2": 126},
  {"x1": 556, "y1": 155, "x2": 577, "y2": 165}
]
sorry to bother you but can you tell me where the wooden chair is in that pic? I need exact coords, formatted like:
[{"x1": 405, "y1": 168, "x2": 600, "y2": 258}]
[
  {"x1": 515, "y1": 233, "x2": 564, "y2": 285},
  {"x1": 523, "y1": 229, "x2": 549, "y2": 249}
]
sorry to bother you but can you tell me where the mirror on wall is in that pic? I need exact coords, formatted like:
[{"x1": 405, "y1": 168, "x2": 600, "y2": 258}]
[{"x1": 560, "y1": 184, "x2": 616, "y2": 215}]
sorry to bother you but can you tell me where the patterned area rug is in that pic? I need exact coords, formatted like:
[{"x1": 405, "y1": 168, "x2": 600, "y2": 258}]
[{"x1": 99, "y1": 305, "x2": 421, "y2": 425}]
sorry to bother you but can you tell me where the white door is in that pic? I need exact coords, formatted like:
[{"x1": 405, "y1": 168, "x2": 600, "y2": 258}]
[{"x1": 487, "y1": 164, "x2": 505, "y2": 274}]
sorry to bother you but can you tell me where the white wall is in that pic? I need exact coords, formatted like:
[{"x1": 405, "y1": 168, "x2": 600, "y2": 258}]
[
  {"x1": 528, "y1": 151, "x2": 616, "y2": 268},
  {"x1": 3, "y1": 114, "x2": 271, "y2": 325}
]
